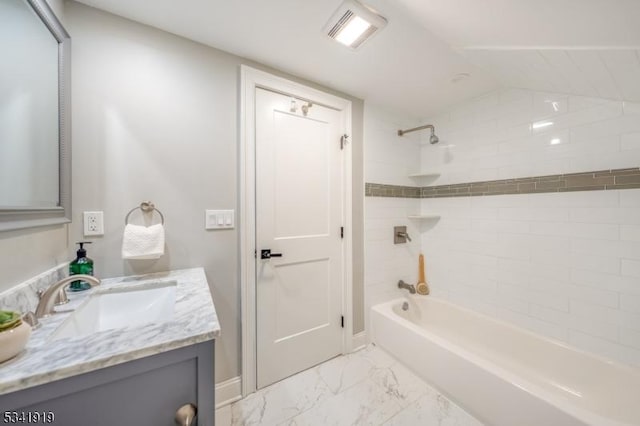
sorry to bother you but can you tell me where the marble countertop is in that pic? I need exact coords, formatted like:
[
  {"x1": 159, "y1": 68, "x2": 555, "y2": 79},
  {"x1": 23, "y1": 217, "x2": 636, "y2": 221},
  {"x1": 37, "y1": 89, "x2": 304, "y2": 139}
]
[{"x1": 0, "y1": 267, "x2": 220, "y2": 395}]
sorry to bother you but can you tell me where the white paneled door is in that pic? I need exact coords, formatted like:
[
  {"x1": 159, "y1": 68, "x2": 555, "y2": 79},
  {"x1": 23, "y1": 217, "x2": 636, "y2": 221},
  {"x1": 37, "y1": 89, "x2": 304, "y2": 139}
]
[{"x1": 255, "y1": 88, "x2": 345, "y2": 389}]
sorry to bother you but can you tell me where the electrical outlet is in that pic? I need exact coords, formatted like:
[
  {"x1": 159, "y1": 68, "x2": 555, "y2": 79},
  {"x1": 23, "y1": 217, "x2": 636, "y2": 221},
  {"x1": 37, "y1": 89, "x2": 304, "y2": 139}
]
[{"x1": 83, "y1": 211, "x2": 104, "y2": 236}]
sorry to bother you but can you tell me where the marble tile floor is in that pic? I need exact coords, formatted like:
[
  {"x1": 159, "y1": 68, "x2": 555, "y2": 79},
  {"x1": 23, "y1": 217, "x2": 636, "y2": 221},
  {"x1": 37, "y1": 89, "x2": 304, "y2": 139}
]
[{"x1": 215, "y1": 344, "x2": 483, "y2": 426}]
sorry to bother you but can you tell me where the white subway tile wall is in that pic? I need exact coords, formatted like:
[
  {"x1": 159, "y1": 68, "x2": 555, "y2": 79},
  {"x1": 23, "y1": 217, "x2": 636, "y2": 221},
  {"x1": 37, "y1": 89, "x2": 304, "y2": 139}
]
[
  {"x1": 420, "y1": 189, "x2": 640, "y2": 367},
  {"x1": 364, "y1": 89, "x2": 640, "y2": 366},
  {"x1": 364, "y1": 196, "x2": 422, "y2": 336},
  {"x1": 364, "y1": 104, "x2": 422, "y2": 334},
  {"x1": 422, "y1": 88, "x2": 640, "y2": 366},
  {"x1": 364, "y1": 104, "x2": 421, "y2": 187},
  {"x1": 421, "y1": 88, "x2": 640, "y2": 184}
]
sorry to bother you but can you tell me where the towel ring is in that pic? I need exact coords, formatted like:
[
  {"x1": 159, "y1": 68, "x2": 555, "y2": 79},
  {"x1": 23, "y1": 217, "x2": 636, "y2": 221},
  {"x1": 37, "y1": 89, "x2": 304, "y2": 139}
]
[{"x1": 125, "y1": 201, "x2": 165, "y2": 225}]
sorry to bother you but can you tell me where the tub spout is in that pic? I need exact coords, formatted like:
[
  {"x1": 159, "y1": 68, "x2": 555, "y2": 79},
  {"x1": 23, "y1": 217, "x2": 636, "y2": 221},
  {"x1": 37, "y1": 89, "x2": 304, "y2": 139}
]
[{"x1": 398, "y1": 280, "x2": 416, "y2": 294}]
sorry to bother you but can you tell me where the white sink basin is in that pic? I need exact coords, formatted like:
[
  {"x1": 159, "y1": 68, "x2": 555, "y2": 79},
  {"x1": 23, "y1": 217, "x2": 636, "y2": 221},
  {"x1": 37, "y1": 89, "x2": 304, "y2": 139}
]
[{"x1": 51, "y1": 280, "x2": 177, "y2": 340}]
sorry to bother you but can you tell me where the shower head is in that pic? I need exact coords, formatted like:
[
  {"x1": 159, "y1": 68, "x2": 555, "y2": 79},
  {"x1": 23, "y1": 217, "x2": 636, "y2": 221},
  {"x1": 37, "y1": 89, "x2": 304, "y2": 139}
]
[{"x1": 397, "y1": 124, "x2": 439, "y2": 144}]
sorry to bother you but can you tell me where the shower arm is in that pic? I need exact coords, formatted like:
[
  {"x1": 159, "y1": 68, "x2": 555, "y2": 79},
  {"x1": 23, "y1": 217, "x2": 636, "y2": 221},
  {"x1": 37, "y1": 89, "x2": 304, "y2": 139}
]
[{"x1": 397, "y1": 124, "x2": 434, "y2": 137}]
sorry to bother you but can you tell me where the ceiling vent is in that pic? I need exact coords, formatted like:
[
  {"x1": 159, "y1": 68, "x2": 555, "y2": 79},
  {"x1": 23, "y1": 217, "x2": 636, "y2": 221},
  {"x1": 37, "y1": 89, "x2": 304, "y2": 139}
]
[{"x1": 324, "y1": 0, "x2": 388, "y2": 50}]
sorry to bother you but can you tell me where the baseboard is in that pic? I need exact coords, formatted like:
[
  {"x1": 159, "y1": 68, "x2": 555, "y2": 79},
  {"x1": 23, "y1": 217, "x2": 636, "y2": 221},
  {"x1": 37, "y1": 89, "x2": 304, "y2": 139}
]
[
  {"x1": 352, "y1": 331, "x2": 367, "y2": 351},
  {"x1": 215, "y1": 376, "x2": 242, "y2": 409}
]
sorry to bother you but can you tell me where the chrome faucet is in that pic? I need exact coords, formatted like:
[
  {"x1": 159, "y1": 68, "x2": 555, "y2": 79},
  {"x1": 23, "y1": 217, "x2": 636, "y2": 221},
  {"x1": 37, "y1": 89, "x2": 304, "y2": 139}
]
[
  {"x1": 34, "y1": 275, "x2": 101, "y2": 319},
  {"x1": 397, "y1": 279, "x2": 416, "y2": 294}
]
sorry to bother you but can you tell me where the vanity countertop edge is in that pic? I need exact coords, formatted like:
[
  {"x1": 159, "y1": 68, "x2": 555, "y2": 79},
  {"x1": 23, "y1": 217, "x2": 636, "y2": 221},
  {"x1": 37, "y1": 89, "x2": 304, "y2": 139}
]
[{"x1": 0, "y1": 267, "x2": 220, "y2": 396}]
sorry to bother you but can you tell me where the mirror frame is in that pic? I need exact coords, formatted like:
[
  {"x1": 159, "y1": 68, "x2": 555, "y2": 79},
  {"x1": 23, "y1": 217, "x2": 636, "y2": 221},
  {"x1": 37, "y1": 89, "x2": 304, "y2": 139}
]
[{"x1": 0, "y1": 0, "x2": 71, "y2": 232}]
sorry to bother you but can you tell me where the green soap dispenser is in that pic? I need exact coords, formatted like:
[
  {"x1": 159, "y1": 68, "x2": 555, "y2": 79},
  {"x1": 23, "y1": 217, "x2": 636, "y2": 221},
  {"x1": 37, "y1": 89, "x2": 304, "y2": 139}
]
[{"x1": 69, "y1": 242, "x2": 94, "y2": 291}]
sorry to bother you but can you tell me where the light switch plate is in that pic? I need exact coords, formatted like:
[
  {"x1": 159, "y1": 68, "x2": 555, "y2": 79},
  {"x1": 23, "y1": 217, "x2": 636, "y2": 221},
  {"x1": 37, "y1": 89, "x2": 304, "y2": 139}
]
[
  {"x1": 83, "y1": 211, "x2": 104, "y2": 236},
  {"x1": 205, "y1": 209, "x2": 234, "y2": 230}
]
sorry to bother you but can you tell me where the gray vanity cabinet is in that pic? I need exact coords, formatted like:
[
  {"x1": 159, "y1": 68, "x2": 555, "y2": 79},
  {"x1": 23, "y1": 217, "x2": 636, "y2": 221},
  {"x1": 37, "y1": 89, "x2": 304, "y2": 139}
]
[{"x1": 0, "y1": 341, "x2": 214, "y2": 426}]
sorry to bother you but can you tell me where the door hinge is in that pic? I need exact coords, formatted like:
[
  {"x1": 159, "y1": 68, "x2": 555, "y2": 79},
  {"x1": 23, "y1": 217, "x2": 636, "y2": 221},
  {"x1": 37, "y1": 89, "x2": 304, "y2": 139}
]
[
  {"x1": 341, "y1": 315, "x2": 344, "y2": 328},
  {"x1": 340, "y1": 134, "x2": 349, "y2": 150},
  {"x1": 340, "y1": 226, "x2": 344, "y2": 239}
]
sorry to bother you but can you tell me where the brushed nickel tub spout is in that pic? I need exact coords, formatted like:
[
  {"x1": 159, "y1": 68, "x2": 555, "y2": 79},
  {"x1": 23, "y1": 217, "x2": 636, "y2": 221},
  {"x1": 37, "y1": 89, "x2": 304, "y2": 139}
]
[{"x1": 398, "y1": 280, "x2": 416, "y2": 294}]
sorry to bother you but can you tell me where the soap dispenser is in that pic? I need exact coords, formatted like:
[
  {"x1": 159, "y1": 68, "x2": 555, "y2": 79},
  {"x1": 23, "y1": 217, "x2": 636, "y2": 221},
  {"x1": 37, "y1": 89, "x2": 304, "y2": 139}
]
[{"x1": 69, "y1": 242, "x2": 94, "y2": 291}]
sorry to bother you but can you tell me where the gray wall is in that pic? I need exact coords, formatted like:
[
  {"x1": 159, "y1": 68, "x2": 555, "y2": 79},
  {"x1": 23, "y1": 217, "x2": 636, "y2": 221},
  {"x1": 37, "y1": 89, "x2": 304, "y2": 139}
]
[
  {"x1": 65, "y1": 1, "x2": 364, "y2": 383},
  {"x1": 0, "y1": 226, "x2": 69, "y2": 293}
]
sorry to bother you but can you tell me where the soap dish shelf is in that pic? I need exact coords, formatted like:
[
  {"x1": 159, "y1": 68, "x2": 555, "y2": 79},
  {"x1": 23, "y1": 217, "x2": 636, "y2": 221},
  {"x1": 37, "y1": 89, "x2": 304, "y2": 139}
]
[
  {"x1": 408, "y1": 172, "x2": 440, "y2": 186},
  {"x1": 408, "y1": 172, "x2": 440, "y2": 179}
]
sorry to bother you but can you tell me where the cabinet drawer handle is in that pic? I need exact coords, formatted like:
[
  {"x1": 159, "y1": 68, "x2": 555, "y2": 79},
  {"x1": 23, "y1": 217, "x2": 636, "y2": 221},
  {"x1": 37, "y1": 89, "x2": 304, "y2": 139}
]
[{"x1": 175, "y1": 403, "x2": 197, "y2": 426}]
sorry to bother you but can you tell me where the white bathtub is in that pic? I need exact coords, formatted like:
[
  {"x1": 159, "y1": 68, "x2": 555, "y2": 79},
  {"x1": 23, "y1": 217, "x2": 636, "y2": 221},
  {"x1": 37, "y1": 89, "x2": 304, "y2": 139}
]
[{"x1": 371, "y1": 296, "x2": 640, "y2": 426}]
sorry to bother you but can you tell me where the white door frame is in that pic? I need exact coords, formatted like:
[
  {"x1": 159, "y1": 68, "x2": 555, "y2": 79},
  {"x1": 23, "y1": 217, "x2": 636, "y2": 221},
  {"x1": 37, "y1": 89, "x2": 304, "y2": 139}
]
[{"x1": 240, "y1": 65, "x2": 353, "y2": 396}]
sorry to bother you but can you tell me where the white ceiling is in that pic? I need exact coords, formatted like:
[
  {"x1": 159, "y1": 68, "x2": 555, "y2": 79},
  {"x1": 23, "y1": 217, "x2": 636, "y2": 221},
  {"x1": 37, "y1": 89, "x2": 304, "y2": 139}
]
[
  {"x1": 395, "y1": 0, "x2": 640, "y2": 103},
  {"x1": 395, "y1": 0, "x2": 640, "y2": 48},
  {"x1": 462, "y1": 49, "x2": 640, "y2": 102},
  {"x1": 71, "y1": 0, "x2": 499, "y2": 117},
  {"x1": 72, "y1": 0, "x2": 640, "y2": 117}
]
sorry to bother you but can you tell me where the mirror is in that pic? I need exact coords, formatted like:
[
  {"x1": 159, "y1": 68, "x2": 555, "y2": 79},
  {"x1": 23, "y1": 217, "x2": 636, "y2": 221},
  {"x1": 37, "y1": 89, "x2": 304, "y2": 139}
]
[{"x1": 0, "y1": 0, "x2": 71, "y2": 231}]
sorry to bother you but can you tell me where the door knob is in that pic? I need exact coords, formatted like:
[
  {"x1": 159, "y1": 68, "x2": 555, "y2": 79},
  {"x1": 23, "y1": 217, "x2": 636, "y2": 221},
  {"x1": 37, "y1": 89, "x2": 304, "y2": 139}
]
[
  {"x1": 261, "y1": 249, "x2": 283, "y2": 259},
  {"x1": 174, "y1": 403, "x2": 197, "y2": 426}
]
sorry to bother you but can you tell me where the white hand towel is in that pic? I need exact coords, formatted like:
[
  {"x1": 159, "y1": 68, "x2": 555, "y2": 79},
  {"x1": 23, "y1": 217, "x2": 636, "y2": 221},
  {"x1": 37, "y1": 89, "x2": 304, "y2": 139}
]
[{"x1": 121, "y1": 223, "x2": 165, "y2": 260}]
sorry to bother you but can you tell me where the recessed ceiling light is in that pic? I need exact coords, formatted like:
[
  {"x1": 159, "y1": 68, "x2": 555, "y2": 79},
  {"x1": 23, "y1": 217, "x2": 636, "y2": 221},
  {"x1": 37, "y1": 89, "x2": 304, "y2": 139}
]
[
  {"x1": 550, "y1": 138, "x2": 561, "y2": 145},
  {"x1": 324, "y1": 0, "x2": 387, "y2": 50}
]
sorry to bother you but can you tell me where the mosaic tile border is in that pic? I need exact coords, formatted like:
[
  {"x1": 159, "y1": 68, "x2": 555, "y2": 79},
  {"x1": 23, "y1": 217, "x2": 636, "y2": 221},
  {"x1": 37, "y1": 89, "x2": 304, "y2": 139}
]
[
  {"x1": 364, "y1": 183, "x2": 421, "y2": 198},
  {"x1": 365, "y1": 167, "x2": 640, "y2": 198}
]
